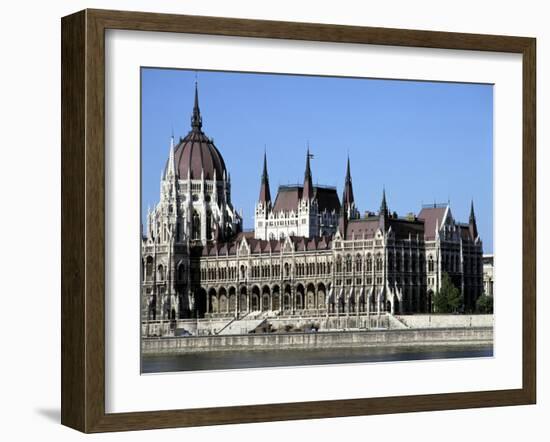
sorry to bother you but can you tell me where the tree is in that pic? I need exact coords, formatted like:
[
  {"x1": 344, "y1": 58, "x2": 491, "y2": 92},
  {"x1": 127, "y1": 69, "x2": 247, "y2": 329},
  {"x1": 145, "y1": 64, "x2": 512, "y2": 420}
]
[
  {"x1": 433, "y1": 273, "x2": 463, "y2": 313},
  {"x1": 476, "y1": 294, "x2": 494, "y2": 314}
]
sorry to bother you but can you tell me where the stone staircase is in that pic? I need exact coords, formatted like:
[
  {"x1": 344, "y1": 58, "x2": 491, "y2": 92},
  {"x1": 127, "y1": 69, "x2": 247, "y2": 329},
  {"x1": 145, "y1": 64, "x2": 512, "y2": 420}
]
[{"x1": 217, "y1": 311, "x2": 270, "y2": 335}]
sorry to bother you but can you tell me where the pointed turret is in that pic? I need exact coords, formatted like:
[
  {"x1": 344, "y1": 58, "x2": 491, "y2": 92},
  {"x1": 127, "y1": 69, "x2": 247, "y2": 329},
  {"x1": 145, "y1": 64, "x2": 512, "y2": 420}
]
[
  {"x1": 302, "y1": 147, "x2": 313, "y2": 201},
  {"x1": 469, "y1": 200, "x2": 478, "y2": 240},
  {"x1": 342, "y1": 155, "x2": 355, "y2": 208},
  {"x1": 167, "y1": 135, "x2": 176, "y2": 178},
  {"x1": 190, "y1": 81, "x2": 202, "y2": 130},
  {"x1": 258, "y1": 150, "x2": 272, "y2": 205},
  {"x1": 379, "y1": 188, "x2": 389, "y2": 231}
]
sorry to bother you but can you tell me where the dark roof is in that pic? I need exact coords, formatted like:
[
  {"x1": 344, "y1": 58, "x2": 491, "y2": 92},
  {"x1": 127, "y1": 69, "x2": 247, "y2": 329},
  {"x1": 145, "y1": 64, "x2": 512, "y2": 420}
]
[
  {"x1": 272, "y1": 185, "x2": 341, "y2": 213},
  {"x1": 418, "y1": 206, "x2": 447, "y2": 240},
  {"x1": 388, "y1": 218, "x2": 425, "y2": 240}
]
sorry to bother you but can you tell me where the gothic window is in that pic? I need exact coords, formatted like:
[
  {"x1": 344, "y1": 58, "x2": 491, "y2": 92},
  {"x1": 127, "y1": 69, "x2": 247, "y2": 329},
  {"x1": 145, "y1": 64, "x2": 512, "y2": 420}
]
[
  {"x1": 284, "y1": 262, "x2": 290, "y2": 278},
  {"x1": 336, "y1": 255, "x2": 342, "y2": 273},
  {"x1": 145, "y1": 256, "x2": 154, "y2": 280},
  {"x1": 428, "y1": 255, "x2": 434, "y2": 272},
  {"x1": 388, "y1": 252, "x2": 393, "y2": 272},
  {"x1": 178, "y1": 263, "x2": 185, "y2": 281},
  {"x1": 157, "y1": 264, "x2": 164, "y2": 281},
  {"x1": 355, "y1": 254, "x2": 362, "y2": 272},
  {"x1": 240, "y1": 265, "x2": 246, "y2": 280},
  {"x1": 206, "y1": 211, "x2": 213, "y2": 240},
  {"x1": 366, "y1": 254, "x2": 373, "y2": 272},
  {"x1": 375, "y1": 253, "x2": 383, "y2": 272},
  {"x1": 192, "y1": 211, "x2": 201, "y2": 240},
  {"x1": 345, "y1": 254, "x2": 352, "y2": 273}
]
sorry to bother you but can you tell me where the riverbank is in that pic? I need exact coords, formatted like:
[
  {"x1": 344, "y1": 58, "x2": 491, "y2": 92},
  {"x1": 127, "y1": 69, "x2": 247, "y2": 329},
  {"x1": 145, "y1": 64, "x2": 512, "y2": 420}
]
[{"x1": 142, "y1": 326, "x2": 493, "y2": 355}]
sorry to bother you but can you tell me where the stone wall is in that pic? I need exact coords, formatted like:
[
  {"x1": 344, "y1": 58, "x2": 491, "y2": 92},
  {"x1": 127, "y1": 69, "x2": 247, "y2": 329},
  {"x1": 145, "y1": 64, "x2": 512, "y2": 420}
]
[
  {"x1": 395, "y1": 314, "x2": 493, "y2": 329},
  {"x1": 142, "y1": 327, "x2": 493, "y2": 354}
]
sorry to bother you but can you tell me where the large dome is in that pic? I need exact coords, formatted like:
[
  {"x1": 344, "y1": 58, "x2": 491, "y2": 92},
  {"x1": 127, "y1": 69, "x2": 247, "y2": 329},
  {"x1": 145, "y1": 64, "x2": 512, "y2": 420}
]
[
  {"x1": 173, "y1": 130, "x2": 227, "y2": 180},
  {"x1": 167, "y1": 84, "x2": 227, "y2": 181}
]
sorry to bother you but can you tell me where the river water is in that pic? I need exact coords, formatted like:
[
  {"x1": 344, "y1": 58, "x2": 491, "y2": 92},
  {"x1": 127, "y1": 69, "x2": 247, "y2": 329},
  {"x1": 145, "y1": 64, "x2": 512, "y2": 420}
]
[{"x1": 142, "y1": 344, "x2": 493, "y2": 374}]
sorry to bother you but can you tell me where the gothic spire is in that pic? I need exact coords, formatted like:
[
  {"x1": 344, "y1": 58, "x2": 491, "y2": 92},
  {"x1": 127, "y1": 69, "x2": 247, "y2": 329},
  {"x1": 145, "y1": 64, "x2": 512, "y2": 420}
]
[
  {"x1": 342, "y1": 155, "x2": 354, "y2": 208},
  {"x1": 379, "y1": 188, "x2": 389, "y2": 231},
  {"x1": 380, "y1": 187, "x2": 388, "y2": 215},
  {"x1": 191, "y1": 81, "x2": 202, "y2": 130},
  {"x1": 303, "y1": 147, "x2": 313, "y2": 201},
  {"x1": 258, "y1": 150, "x2": 272, "y2": 205},
  {"x1": 469, "y1": 199, "x2": 478, "y2": 240}
]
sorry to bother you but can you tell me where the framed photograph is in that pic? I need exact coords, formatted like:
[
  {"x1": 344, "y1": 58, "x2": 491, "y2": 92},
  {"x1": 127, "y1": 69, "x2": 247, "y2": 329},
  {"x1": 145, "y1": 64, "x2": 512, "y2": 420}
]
[{"x1": 61, "y1": 9, "x2": 536, "y2": 433}]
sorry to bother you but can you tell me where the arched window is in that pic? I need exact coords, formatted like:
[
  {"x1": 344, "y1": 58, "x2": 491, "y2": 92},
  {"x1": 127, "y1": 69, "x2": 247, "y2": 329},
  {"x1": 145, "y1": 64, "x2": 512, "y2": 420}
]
[
  {"x1": 355, "y1": 254, "x2": 362, "y2": 272},
  {"x1": 345, "y1": 254, "x2": 352, "y2": 273},
  {"x1": 178, "y1": 263, "x2": 185, "y2": 281},
  {"x1": 336, "y1": 256, "x2": 342, "y2": 273},
  {"x1": 145, "y1": 256, "x2": 154, "y2": 280},
  {"x1": 375, "y1": 253, "x2": 383, "y2": 272},
  {"x1": 192, "y1": 211, "x2": 201, "y2": 240},
  {"x1": 157, "y1": 264, "x2": 164, "y2": 281},
  {"x1": 428, "y1": 255, "x2": 434, "y2": 272},
  {"x1": 366, "y1": 254, "x2": 373, "y2": 272},
  {"x1": 206, "y1": 211, "x2": 212, "y2": 240},
  {"x1": 284, "y1": 262, "x2": 290, "y2": 278},
  {"x1": 240, "y1": 265, "x2": 246, "y2": 280}
]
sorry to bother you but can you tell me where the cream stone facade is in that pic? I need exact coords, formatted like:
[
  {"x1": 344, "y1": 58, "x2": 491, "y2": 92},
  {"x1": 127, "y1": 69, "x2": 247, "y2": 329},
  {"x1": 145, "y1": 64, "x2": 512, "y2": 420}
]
[{"x1": 141, "y1": 85, "x2": 485, "y2": 326}]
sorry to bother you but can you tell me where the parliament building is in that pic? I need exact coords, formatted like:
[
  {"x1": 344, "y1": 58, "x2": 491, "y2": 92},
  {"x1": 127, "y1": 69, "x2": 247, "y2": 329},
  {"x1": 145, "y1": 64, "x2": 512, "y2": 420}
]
[{"x1": 141, "y1": 85, "x2": 485, "y2": 324}]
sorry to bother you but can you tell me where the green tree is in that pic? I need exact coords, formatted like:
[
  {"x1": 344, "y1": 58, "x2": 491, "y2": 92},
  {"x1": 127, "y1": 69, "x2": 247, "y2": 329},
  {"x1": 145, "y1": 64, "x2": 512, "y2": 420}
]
[
  {"x1": 433, "y1": 273, "x2": 463, "y2": 313},
  {"x1": 476, "y1": 294, "x2": 494, "y2": 314}
]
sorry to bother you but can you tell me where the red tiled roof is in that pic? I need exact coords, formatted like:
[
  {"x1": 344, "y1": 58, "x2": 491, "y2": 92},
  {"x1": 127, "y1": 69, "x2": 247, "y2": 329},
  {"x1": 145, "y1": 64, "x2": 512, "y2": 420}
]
[
  {"x1": 345, "y1": 219, "x2": 380, "y2": 239},
  {"x1": 272, "y1": 185, "x2": 341, "y2": 213},
  {"x1": 418, "y1": 206, "x2": 447, "y2": 240}
]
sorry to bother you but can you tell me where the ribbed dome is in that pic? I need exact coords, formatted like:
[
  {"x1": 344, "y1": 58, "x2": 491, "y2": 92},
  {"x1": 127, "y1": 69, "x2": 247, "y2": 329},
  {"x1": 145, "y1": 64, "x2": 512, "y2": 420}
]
[
  {"x1": 173, "y1": 129, "x2": 227, "y2": 180},
  {"x1": 166, "y1": 82, "x2": 227, "y2": 181}
]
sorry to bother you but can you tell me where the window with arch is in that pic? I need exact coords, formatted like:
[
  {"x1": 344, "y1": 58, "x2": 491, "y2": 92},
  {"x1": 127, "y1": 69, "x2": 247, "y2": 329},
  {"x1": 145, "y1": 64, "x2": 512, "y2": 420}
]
[
  {"x1": 145, "y1": 256, "x2": 154, "y2": 280},
  {"x1": 366, "y1": 254, "x2": 373, "y2": 272},
  {"x1": 206, "y1": 211, "x2": 212, "y2": 240},
  {"x1": 355, "y1": 254, "x2": 362, "y2": 272},
  {"x1": 284, "y1": 262, "x2": 290, "y2": 278},
  {"x1": 345, "y1": 254, "x2": 352, "y2": 273},
  {"x1": 157, "y1": 264, "x2": 164, "y2": 281},
  {"x1": 192, "y1": 211, "x2": 201, "y2": 240},
  {"x1": 428, "y1": 255, "x2": 434, "y2": 272},
  {"x1": 375, "y1": 253, "x2": 383, "y2": 272},
  {"x1": 336, "y1": 255, "x2": 342, "y2": 273},
  {"x1": 240, "y1": 264, "x2": 246, "y2": 280},
  {"x1": 178, "y1": 263, "x2": 185, "y2": 281}
]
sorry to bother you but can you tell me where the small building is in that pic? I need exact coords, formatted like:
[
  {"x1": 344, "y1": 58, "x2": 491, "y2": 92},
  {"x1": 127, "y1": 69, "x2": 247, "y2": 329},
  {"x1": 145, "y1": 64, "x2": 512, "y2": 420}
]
[{"x1": 483, "y1": 254, "x2": 494, "y2": 297}]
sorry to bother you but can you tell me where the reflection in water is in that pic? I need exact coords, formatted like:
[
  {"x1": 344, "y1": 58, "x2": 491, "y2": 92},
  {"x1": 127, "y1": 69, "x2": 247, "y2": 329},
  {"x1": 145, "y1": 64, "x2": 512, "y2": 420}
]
[{"x1": 142, "y1": 344, "x2": 493, "y2": 374}]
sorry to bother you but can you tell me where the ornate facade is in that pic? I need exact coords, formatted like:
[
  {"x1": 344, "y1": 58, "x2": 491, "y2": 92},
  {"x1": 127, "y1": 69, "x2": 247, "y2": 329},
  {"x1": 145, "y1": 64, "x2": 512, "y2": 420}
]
[{"x1": 141, "y1": 85, "x2": 485, "y2": 323}]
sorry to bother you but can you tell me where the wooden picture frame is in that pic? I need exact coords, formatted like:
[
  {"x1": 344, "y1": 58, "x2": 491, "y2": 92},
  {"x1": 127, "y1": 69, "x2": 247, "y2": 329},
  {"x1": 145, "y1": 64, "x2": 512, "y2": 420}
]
[{"x1": 61, "y1": 8, "x2": 536, "y2": 433}]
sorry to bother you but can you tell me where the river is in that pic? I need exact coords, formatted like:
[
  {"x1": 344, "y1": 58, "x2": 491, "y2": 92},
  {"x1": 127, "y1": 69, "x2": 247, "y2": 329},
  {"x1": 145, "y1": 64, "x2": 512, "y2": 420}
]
[{"x1": 142, "y1": 344, "x2": 493, "y2": 373}]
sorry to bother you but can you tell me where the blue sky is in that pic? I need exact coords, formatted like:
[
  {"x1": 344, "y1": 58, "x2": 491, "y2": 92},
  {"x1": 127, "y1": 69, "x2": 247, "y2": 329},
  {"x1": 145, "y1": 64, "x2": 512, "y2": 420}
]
[{"x1": 141, "y1": 68, "x2": 493, "y2": 253}]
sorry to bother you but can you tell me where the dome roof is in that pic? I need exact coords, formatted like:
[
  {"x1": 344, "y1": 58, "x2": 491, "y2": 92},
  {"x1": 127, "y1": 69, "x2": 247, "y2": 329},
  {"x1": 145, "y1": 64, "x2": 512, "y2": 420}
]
[
  {"x1": 173, "y1": 130, "x2": 226, "y2": 180},
  {"x1": 166, "y1": 83, "x2": 227, "y2": 181}
]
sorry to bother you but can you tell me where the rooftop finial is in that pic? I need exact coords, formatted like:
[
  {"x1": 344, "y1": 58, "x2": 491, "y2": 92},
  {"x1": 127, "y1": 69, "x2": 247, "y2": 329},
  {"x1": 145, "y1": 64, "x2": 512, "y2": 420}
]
[
  {"x1": 191, "y1": 80, "x2": 202, "y2": 130},
  {"x1": 303, "y1": 145, "x2": 314, "y2": 200},
  {"x1": 380, "y1": 187, "x2": 388, "y2": 215},
  {"x1": 259, "y1": 149, "x2": 271, "y2": 204}
]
